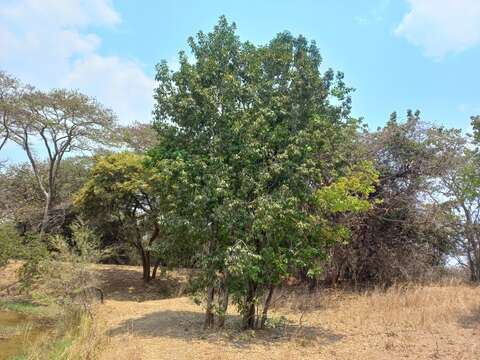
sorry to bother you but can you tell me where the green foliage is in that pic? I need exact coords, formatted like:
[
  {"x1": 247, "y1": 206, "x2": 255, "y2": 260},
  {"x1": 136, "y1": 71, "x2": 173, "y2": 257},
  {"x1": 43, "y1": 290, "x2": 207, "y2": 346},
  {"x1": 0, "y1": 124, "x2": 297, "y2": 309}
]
[
  {"x1": 21, "y1": 220, "x2": 100, "y2": 307},
  {"x1": 0, "y1": 300, "x2": 46, "y2": 316},
  {"x1": 315, "y1": 162, "x2": 379, "y2": 214},
  {"x1": 149, "y1": 16, "x2": 377, "y2": 328},
  {"x1": 471, "y1": 115, "x2": 480, "y2": 143},
  {"x1": 74, "y1": 152, "x2": 172, "y2": 281},
  {"x1": 0, "y1": 224, "x2": 23, "y2": 266},
  {"x1": 17, "y1": 235, "x2": 49, "y2": 289}
]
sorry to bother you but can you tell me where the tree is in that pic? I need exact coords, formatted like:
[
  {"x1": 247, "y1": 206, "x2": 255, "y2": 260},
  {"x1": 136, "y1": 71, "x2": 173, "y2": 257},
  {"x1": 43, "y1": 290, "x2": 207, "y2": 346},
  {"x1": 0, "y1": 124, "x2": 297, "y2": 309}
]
[
  {"x1": 471, "y1": 115, "x2": 480, "y2": 143},
  {"x1": 0, "y1": 156, "x2": 94, "y2": 234},
  {"x1": 119, "y1": 121, "x2": 158, "y2": 153},
  {"x1": 4, "y1": 80, "x2": 117, "y2": 236},
  {"x1": 428, "y1": 127, "x2": 480, "y2": 281},
  {"x1": 74, "y1": 152, "x2": 165, "y2": 282},
  {"x1": 326, "y1": 112, "x2": 453, "y2": 286},
  {"x1": 0, "y1": 72, "x2": 14, "y2": 153},
  {"x1": 149, "y1": 17, "x2": 377, "y2": 329},
  {"x1": 0, "y1": 71, "x2": 29, "y2": 155}
]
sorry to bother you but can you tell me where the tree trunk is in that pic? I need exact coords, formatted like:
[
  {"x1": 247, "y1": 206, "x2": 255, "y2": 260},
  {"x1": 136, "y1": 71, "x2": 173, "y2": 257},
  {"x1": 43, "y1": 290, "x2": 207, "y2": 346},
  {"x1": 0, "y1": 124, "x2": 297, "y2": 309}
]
[
  {"x1": 39, "y1": 193, "x2": 52, "y2": 239},
  {"x1": 260, "y1": 285, "x2": 274, "y2": 329},
  {"x1": 204, "y1": 284, "x2": 215, "y2": 329},
  {"x1": 204, "y1": 220, "x2": 218, "y2": 330},
  {"x1": 140, "y1": 248, "x2": 151, "y2": 282},
  {"x1": 242, "y1": 281, "x2": 257, "y2": 330},
  {"x1": 151, "y1": 258, "x2": 162, "y2": 280},
  {"x1": 217, "y1": 274, "x2": 229, "y2": 328}
]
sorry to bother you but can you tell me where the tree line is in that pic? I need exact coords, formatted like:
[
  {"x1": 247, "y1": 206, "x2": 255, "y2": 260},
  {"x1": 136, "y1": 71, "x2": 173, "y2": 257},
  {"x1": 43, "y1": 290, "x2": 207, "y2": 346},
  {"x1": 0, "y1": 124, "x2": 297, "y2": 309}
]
[{"x1": 1, "y1": 17, "x2": 479, "y2": 330}]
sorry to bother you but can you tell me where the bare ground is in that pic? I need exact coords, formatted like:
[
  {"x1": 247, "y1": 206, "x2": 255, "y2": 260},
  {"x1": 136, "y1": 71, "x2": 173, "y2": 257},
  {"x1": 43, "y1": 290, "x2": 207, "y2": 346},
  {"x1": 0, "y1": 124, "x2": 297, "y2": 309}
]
[{"x1": 92, "y1": 264, "x2": 480, "y2": 360}]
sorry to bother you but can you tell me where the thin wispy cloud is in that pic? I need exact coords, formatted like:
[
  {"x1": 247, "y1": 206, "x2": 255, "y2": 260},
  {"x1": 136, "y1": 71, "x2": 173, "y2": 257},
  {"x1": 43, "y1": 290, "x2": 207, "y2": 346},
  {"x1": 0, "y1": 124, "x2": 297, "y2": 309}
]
[
  {"x1": 354, "y1": 0, "x2": 391, "y2": 25},
  {"x1": 395, "y1": 0, "x2": 480, "y2": 59}
]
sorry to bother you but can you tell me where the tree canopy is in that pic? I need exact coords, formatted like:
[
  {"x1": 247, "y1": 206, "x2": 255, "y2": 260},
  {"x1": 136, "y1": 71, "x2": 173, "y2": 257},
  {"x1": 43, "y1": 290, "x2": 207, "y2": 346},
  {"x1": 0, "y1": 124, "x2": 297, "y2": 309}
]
[{"x1": 148, "y1": 16, "x2": 378, "y2": 329}]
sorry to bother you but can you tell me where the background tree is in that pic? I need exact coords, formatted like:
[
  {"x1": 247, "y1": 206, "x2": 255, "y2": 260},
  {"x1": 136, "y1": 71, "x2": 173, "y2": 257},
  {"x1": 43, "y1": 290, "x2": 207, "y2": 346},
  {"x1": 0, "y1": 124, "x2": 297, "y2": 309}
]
[
  {"x1": 119, "y1": 121, "x2": 158, "y2": 153},
  {"x1": 75, "y1": 152, "x2": 166, "y2": 282},
  {"x1": 0, "y1": 156, "x2": 93, "y2": 234},
  {"x1": 0, "y1": 72, "x2": 14, "y2": 153},
  {"x1": 5, "y1": 84, "x2": 117, "y2": 236},
  {"x1": 150, "y1": 17, "x2": 377, "y2": 329},
  {"x1": 326, "y1": 111, "x2": 453, "y2": 286},
  {"x1": 0, "y1": 71, "x2": 30, "y2": 156},
  {"x1": 427, "y1": 127, "x2": 480, "y2": 281}
]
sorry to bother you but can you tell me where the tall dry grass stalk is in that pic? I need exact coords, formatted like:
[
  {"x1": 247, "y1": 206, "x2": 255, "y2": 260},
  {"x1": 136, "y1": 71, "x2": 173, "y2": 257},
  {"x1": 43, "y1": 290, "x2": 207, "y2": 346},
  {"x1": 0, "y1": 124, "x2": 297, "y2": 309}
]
[
  {"x1": 25, "y1": 307, "x2": 107, "y2": 360},
  {"x1": 337, "y1": 283, "x2": 478, "y2": 332},
  {"x1": 274, "y1": 279, "x2": 479, "y2": 335}
]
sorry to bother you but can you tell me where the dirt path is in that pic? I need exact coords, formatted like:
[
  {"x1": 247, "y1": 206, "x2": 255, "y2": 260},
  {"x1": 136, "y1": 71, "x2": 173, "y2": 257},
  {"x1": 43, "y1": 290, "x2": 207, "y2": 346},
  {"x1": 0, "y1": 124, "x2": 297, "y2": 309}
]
[{"x1": 96, "y1": 265, "x2": 480, "y2": 360}]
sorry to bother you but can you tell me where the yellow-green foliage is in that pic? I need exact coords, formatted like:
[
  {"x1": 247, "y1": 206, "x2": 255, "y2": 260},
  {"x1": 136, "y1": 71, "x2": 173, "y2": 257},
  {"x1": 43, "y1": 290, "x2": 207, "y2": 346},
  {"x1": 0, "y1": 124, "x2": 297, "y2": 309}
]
[{"x1": 315, "y1": 161, "x2": 379, "y2": 213}]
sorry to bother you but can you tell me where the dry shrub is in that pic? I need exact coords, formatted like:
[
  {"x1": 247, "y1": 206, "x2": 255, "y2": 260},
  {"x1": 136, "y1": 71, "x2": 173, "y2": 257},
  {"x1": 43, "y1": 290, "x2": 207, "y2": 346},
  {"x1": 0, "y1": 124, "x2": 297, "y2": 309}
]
[{"x1": 24, "y1": 308, "x2": 106, "y2": 360}]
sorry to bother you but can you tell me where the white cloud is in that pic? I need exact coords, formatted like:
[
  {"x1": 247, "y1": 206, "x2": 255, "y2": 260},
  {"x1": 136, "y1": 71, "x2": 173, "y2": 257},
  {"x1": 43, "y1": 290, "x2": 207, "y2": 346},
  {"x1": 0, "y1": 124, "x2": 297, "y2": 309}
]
[
  {"x1": 395, "y1": 0, "x2": 480, "y2": 58},
  {"x1": 0, "y1": 0, "x2": 154, "y2": 124},
  {"x1": 65, "y1": 55, "x2": 154, "y2": 123}
]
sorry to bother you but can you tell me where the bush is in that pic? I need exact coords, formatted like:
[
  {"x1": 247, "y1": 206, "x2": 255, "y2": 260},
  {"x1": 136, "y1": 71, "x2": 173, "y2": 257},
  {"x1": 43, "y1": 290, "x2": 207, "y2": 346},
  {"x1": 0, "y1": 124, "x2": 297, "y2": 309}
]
[
  {"x1": 21, "y1": 220, "x2": 102, "y2": 310},
  {"x1": 0, "y1": 223, "x2": 24, "y2": 266}
]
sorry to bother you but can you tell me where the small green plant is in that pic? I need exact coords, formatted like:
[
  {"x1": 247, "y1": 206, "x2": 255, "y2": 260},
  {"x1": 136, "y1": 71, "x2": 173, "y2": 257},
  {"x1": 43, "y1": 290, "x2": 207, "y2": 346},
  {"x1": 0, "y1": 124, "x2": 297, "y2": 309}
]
[
  {"x1": 264, "y1": 315, "x2": 288, "y2": 329},
  {"x1": 0, "y1": 300, "x2": 48, "y2": 316}
]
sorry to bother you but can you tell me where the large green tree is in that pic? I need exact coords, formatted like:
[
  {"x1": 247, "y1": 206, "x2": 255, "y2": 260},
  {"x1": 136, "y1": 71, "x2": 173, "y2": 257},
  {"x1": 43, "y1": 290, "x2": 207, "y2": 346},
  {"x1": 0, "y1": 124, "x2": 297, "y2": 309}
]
[{"x1": 149, "y1": 17, "x2": 377, "y2": 329}]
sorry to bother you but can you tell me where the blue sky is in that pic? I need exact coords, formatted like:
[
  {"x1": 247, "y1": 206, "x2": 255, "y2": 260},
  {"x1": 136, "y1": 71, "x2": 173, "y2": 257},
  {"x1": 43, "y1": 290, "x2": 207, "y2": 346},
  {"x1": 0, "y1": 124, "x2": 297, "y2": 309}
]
[{"x1": 1, "y1": 0, "x2": 480, "y2": 163}]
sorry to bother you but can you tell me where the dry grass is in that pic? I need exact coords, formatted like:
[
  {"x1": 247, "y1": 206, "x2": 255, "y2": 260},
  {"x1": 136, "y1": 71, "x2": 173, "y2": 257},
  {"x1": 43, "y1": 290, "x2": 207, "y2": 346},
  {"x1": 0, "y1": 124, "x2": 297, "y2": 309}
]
[
  {"x1": 274, "y1": 279, "x2": 479, "y2": 333},
  {"x1": 93, "y1": 265, "x2": 480, "y2": 360},
  {"x1": 3, "y1": 261, "x2": 479, "y2": 359}
]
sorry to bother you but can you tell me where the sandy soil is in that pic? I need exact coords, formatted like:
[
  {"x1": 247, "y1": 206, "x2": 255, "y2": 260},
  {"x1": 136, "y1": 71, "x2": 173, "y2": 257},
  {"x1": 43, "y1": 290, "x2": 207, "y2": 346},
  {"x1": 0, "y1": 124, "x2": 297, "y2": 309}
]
[{"x1": 94, "y1": 264, "x2": 480, "y2": 360}]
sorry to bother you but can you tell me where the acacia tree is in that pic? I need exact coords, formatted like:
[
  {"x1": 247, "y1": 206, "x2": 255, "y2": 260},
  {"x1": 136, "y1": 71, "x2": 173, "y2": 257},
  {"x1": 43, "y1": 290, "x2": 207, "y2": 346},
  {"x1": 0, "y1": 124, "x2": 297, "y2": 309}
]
[
  {"x1": 119, "y1": 121, "x2": 158, "y2": 153},
  {"x1": 0, "y1": 72, "x2": 13, "y2": 153},
  {"x1": 3, "y1": 79, "x2": 116, "y2": 236},
  {"x1": 0, "y1": 71, "x2": 29, "y2": 155},
  {"x1": 75, "y1": 152, "x2": 165, "y2": 282},
  {"x1": 149, "y1": 17, "x2": 377, "y2": 329}
]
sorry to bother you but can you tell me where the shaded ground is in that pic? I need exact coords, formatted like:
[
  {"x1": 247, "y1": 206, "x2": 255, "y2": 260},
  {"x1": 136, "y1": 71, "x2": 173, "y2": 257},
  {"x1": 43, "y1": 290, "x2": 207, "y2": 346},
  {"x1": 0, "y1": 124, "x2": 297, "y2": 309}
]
[
  {"x1": 94, "y1": 264, "x2": 189, "y2": 302},
  {"x1": 95, "y1": 265, "x2": 480, "y2": 360}
]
